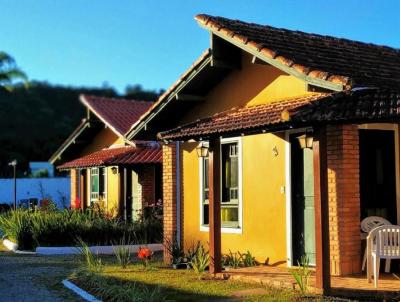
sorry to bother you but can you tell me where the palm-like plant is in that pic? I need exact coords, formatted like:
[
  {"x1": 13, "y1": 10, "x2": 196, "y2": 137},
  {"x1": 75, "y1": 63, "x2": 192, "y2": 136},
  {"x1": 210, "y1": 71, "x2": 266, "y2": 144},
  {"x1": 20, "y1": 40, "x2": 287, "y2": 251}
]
[{"x1": 0, "y1": 51, "x2": 28, "y2": 91}]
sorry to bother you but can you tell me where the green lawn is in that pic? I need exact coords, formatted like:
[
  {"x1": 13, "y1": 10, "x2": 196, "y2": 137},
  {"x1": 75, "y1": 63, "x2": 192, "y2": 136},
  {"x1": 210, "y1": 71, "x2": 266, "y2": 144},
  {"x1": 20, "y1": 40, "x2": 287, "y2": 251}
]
[{"x1": 70, "y1": 261, "x2": 355, "y2": 302}]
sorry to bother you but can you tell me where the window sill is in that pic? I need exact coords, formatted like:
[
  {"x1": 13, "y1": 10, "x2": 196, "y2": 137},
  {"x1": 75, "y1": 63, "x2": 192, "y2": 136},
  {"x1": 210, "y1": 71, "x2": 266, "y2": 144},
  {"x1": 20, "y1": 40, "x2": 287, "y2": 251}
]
[{"x1": 200, "y1": 225, "x2": 243, "y2": 234}]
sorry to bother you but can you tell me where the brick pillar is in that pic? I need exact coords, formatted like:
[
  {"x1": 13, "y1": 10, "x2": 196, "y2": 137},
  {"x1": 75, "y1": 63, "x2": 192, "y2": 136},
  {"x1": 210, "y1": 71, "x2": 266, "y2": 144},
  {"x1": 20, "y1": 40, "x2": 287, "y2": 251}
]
[
  {"x1": 162, "y1": 144, "x2": 177, "y2": 263},
  {"x1": 70, "y1": 169, "x2": 79, "y2": 207},
  {"x1": 327, "y1": 124, "x2": 361, "y2": 276},
  {"x1": 140, "y1": 166, "x2": 155, "y2": 206}
]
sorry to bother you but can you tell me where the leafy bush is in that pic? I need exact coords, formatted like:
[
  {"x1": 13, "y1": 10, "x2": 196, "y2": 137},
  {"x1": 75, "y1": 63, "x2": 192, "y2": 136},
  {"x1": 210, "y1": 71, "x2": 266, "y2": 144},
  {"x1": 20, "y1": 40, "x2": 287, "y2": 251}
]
[
  {"x1": 0, "y1": 209, "x2": 162, "y2": 250},
  {"x1": 240, "y1": 251, "x2": 257, "y2": 267},
  {"x1": 189, "y1": 243, "x2": 209, "y2": 278},
  {"x1": 163, "y1": 236, "x2": 184, "y2": 264},
  {"x1": 223, "y1": 250, "x2": 243, "y2": 268},
  {"x1": 77, "y1": 238, "x2": 103, "y2": 273},
  {"x1": 113, "y1": 235, "x2": 132, "y2": 269},
  {"x1": 290, "y1": 255, "x2": 311, "y2": 294}
]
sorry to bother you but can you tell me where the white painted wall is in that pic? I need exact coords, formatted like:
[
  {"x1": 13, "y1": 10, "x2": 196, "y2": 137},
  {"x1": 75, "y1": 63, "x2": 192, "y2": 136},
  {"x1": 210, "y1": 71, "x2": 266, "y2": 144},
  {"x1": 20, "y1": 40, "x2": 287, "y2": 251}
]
[{"x1": 0, "y1": 177, "x2": 70, "y2": 208}]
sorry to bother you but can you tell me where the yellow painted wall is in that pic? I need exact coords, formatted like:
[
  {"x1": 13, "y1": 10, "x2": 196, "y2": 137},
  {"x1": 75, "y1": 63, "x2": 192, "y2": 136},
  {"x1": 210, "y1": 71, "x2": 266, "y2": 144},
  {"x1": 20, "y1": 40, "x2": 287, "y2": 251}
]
[
  {"x1": 180, "y1": 51, "x2": 317, "y2": 265},
  {"x1": 78, "y1": 129, "x2": 125, "y2": 213},
  {"x1": 182, "y1": 133, "x2": 287, "y2": 265},
  {"x1": 106, "y1": 166, "x2": 119, "y2": 216},
  {"x1": 183, "y1": 52, "x2": 314, "y2": 122},
  {"x1": 80, "y1": 128, "x2": 122, "y2": 156}
]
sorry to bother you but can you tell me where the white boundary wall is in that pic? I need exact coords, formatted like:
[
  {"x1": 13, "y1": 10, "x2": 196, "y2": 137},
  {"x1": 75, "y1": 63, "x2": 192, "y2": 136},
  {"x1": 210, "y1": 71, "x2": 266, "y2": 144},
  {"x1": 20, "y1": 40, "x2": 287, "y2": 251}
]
[{"x1": 0, "y1": 177, "x2": 70, "y2": 208}]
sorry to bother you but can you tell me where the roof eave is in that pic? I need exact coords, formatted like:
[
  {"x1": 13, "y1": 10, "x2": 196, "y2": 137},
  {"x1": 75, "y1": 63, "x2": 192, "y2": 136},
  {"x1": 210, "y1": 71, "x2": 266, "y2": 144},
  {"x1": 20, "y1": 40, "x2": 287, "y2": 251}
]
[
  {"x1": 48, "y1": 120, "x2": 90, "y2": 164},
  {"x1": 80, "y1": 95, "x2": 125, "y2": 138},
  {"x1": 125, "y1": 50, "x2": 213, "y2": 140},
  {"x1": 195, "y1": 18, "x2": 349, "y2": 93}
]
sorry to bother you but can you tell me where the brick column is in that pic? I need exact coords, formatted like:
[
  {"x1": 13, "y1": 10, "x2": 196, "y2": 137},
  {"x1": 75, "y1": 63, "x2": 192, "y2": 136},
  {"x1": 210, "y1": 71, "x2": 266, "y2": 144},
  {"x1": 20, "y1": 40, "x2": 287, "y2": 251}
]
[
  {"x1": 162, "y1": 144, "x2": 177, "y2": 263},
  {"x1": 70, "y1": 169, "x2": 79, "y2": 207},
  {"x1": 327, "y1": 124, "x2": 361, "y2": 276},
  {"x1": 140, "y1": 166, "x2": 155, "y2": 206}
]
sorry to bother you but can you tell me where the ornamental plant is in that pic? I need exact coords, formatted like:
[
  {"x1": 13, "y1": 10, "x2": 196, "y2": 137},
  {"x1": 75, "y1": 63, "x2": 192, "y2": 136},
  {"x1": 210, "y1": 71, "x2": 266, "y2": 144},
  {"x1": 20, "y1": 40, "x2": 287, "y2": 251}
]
[{"x1": 137, "y1": 247, "x2": 153, "y2": 269}]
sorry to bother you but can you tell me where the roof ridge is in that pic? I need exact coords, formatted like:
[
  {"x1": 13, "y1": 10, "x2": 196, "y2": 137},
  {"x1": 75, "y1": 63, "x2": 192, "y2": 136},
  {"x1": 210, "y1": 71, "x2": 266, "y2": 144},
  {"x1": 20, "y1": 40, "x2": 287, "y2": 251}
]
[
  {"x1": 195, "y1": 14, "x2": 400, "y2": 89},
  {"x1": 81, "y1": 94, "x2": 153, "y2": 104}
]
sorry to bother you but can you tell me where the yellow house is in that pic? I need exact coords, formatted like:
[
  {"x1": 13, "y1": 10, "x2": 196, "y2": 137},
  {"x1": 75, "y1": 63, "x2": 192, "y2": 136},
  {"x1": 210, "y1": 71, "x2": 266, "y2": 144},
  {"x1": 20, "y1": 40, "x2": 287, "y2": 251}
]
[
  {"x1": 50, "y1": 94, "x2": 162, "y2": 220},
  {"x1": 126, "y1": 14, "x2": 400, "y2": 294}
]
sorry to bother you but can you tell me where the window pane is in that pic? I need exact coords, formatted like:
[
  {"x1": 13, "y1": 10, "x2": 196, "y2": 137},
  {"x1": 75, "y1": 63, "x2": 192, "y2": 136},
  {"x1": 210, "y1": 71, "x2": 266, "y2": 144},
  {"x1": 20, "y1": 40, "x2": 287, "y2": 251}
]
[
  {"x1": 222, "y1": 143, "x2": 239, "y2": 203},
  {"x1": 203, "y1": 204, "x2": 209, "y2": 225},
  {"x1": 221, "y1": 206, "x2": 239, "y2": 227}
]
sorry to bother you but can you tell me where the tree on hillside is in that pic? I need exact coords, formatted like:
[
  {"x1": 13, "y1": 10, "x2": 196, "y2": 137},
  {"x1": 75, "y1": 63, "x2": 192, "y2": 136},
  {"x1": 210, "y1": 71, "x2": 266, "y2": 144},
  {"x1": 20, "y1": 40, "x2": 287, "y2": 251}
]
[
  {"x1": 125, "y1": 84, "x2": 164, "y2": 101},
  {"x1": 0, "y1": 52, "x2": 28, "y2": 91}
]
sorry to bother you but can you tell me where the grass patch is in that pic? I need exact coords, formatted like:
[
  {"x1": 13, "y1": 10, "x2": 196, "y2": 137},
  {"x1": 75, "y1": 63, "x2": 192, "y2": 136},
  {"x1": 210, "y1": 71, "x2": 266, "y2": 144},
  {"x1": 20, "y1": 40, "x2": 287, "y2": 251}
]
[{"x1": 71, "y1": 260, "x2": 360, "y2": 302}]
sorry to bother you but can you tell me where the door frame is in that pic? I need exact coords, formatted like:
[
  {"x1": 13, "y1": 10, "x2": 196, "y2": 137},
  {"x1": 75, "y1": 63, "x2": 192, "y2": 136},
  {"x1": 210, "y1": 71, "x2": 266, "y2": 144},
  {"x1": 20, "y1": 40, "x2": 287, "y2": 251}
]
[
  {"x1": 285, "y1": 128, "x2": 312, "y2": 267},
  {"x1": 358, "y1": 123, "x2": 400, "y2": 224}
]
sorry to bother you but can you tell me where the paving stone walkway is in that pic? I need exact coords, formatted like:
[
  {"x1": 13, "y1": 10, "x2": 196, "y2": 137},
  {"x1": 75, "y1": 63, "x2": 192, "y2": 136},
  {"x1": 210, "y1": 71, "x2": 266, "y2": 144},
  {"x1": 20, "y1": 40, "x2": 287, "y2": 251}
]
[{"x1": 0, "y1": 249, "x2": 83, "y2": 302}]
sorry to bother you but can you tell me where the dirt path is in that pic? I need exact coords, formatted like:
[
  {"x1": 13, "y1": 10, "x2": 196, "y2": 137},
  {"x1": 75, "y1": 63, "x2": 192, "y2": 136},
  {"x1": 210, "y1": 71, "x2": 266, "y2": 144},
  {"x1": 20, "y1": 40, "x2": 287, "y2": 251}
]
[{"x1": 0, "y1": 249, "x2": 84, "y2": 302}]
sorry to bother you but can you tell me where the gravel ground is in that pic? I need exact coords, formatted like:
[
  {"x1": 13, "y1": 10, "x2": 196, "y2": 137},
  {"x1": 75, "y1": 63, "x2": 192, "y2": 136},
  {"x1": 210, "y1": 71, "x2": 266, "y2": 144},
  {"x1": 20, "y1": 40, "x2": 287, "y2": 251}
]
[{"x1": 0, "y1": 245, "x2": 84, "y2": 302}]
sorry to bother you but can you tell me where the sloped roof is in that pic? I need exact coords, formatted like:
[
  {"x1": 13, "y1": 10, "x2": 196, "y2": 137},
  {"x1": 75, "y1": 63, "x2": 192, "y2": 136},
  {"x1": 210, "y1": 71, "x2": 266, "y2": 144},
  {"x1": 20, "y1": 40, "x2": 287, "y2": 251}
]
[
  {"x1": 292, "y1": 88, "x2": 400, "y2": 123},
  {"x1": 58, "y1": 145, "x2": 162, "y2": 169},
  {"x1": 158, "y1": 94, "x2": 328, "y2": 140},
  {"x1": 81, "y1": 95, "x2": 153, "y2": 136},
  {"x1": 159, "y1": 89, "x2": 400, "y2": 141},
  {"x1": 195, "y1": 14, "x2": 400, "y2": 88},
  {"x1": 125, "y1": 50, "x2": 212, "y2": 139}
]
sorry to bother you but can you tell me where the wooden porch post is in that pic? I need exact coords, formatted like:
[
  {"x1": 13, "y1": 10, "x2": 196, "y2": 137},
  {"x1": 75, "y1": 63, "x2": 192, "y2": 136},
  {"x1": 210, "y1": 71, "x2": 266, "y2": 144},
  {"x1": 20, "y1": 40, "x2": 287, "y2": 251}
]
[
  {"x1": 118, "y1": 166, "x2": 127, "y2": 220},
  {"x1": 208, "y1": 137, "x2": 222, "y2": 274},
  {"x1": 313, "y1": 125, "x2": 331, "y2": 294}
]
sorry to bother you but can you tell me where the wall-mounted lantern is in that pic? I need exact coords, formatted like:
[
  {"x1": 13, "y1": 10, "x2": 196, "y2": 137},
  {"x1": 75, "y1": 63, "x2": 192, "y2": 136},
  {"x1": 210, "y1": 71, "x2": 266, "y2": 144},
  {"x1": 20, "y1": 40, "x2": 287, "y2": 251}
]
[
  {"x1": 196, "y1": 142, "x2": 209, "y2": 158},
  {"x1": 297, "y1": 130, "x2": 314, "y2": 149},
  {"x1": 111, "y1": 167, "x2": 118, "y2": 174}
]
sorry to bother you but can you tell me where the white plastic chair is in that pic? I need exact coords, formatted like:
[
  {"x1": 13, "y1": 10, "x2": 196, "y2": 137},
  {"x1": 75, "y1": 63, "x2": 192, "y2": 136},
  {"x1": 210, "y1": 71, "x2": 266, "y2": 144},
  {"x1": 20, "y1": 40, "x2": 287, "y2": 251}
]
[
  {"x1": 361, "y1": 216, "x2": 391, "y2": 272},
  {"x1": 366, "y1": 225, "x2": 400, "y2": 288}
]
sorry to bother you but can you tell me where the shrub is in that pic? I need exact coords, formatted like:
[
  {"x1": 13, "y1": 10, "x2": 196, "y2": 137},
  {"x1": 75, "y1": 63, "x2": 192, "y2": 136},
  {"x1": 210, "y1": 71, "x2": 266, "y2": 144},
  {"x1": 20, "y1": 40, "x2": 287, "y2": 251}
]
[
  {"x1": 163, "y1": 236, "x2": 184, "y2": 264},
  {"x1": 137, "y1": 247, "x2": 153, "y2": 269},
  {"x1": 223, "y1": 250, "x2": 242, "y2": 268},
  {"x1": 0, "y1": 209, "x2": 163, "y2": 250},
  {"x1": 113, "y1": 235, "x2": 132, "y2": 269},
  {"x1": 189, "y1": 243, "x2": 209, "y2": 278},
  {"x1": 240, "y1": 251, "x2": 257, "y2": 267},
  {"x1": 77, "y1": 238, "x2": 103, "y2": 273},
  {"x1": 290, "y1": 255, "x2": 311, "y2": 294}
]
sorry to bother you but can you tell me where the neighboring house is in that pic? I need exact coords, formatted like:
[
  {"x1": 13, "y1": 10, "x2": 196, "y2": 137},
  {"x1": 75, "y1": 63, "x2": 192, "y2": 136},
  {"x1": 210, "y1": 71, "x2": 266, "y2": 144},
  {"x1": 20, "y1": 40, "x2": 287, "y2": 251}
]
[
  {"x1": 125, "y1": 14, "x2": 400, "y2": 292},
  {"x1": 29, "y1": 162, "x2": 55, "y2": 177},
  {"x1": 50, "y1": 95, "x2": 162, "y2": 221}
]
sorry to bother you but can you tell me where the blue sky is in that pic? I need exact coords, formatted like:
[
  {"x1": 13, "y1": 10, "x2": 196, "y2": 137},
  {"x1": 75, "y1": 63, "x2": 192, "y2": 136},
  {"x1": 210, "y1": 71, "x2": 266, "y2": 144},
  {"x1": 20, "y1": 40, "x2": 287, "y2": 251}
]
[{"x1": 1, "y1": 1, "x2": 399, "y2": 93}]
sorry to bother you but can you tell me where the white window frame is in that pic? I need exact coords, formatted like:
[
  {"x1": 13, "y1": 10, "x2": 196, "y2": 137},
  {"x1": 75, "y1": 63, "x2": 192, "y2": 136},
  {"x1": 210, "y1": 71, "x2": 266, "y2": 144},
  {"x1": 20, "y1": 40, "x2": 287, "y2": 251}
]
[
  {"x1": 199, "y1": 137, "x2": 243, "y2": 234},
  {"x1": 101, "y1": 167, "x2": 107, "y2": 207},
  {"x1": 90, "y1": 167, "x2": 100, "y2": 204}
]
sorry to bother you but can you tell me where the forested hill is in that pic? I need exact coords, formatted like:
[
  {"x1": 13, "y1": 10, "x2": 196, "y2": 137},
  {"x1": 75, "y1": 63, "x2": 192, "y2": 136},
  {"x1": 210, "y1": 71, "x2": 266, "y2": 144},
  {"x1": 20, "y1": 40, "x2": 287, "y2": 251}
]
[{"x1": 0, "y1": 82, "x2": 162, "y2": 177}]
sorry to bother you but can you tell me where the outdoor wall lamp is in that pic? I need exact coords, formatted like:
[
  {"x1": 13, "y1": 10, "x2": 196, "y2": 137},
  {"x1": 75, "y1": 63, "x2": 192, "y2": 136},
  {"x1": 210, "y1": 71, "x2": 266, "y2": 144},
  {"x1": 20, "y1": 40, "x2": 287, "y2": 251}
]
[
  {"x1": 297, "y1": 130, "x2": 314, "y2": 149},
  {"x1": 196, "y1": 142, "x2": 209, "y2": 158},
  {"x1": 111, "y1": 167, "x2": 118, "y2": 174}
]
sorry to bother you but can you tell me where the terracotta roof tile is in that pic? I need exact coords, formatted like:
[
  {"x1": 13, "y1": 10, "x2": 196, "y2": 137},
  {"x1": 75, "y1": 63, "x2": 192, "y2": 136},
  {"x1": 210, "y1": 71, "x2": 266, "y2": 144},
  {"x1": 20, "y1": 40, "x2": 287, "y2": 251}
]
[
  {"x1": 195, "y1": 14, "x2": 400, "y2": 88},
  {"x1": 159, "y1": 89, "x2": 400, "y2": 141},
  {"x1": 159, "y1": 94, "x2": 328, "y2": 140},
  {"x1": 58, "y1": 145, "x2": 161, "y2": 169},
  {"x1": 292, "y1": 88, "x2": 400, "y2": 123},
  {"x1": 81, "y1": 95, "x2": 153, "y2": 135}
]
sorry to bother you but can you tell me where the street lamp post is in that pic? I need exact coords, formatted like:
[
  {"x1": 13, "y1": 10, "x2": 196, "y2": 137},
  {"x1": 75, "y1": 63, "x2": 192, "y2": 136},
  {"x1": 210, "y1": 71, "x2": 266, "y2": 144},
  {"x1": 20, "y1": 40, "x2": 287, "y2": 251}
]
[{"x1": 8, "y1": 160, "x2": 17, "y2": 210}]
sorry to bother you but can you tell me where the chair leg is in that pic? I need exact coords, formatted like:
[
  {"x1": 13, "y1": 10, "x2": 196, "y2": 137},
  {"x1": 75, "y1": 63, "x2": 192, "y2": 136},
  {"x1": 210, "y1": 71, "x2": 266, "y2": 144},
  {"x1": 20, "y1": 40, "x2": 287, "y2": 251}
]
[
  {"x1": 385, "y1": 259, "x2": 391, "y2": 273},
  {"x1": 362, "y1": 246, "x2": 367, "y2": 271},
  {"x1": 374, "y1": 256, "x2": 380, "y2": 288}
]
